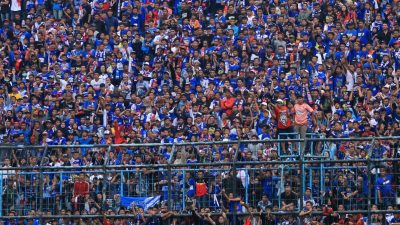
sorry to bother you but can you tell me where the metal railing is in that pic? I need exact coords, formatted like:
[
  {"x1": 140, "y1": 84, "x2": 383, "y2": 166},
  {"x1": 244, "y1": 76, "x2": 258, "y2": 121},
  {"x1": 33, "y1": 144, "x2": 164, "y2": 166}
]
[{"x1": 0, "y1": 136, "x2": 399, "y2": 224}]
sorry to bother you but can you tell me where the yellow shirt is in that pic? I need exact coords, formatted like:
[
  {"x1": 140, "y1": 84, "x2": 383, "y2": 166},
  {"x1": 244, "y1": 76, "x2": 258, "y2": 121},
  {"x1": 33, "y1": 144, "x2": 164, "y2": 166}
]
[{"x1": 9, "y1": 92, "x2": 22, "y2": 100}]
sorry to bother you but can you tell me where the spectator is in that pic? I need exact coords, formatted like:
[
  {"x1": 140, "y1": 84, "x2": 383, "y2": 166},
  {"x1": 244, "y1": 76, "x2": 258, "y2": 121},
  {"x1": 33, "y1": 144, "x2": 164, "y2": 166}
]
[
  {"x1": 73, "y1": 172, "x2": 89, "y2": 212},
  {"x1": 292, "y1": 95, "x2": 315, "y2": 152},
  {"x1": 280, "y1": 183, "x2": 297, "y2": 211},
  {"x1": 273, "y1": 98, "x2": 293, "y2": 154},
  {"x1": 195, "y1": 170, "x2": 208, "y2": 209},
  {"x1": 257, "y1": 194, "x2": 272, "y2": 213},
  {"x1": 377, "y1": 168, "x2": 395, "y2": 208}
]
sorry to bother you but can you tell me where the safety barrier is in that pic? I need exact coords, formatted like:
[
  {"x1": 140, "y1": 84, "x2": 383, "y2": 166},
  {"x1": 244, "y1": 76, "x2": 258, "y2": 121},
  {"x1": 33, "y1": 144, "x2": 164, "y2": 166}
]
[{"x1": 0, "y1": 137, "x2": 399, "y2": 224}]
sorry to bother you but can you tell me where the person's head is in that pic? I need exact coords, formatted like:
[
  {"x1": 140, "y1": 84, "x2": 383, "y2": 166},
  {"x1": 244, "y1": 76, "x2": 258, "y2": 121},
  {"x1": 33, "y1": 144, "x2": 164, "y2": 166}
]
[
  {"x1": 380, "y1": 168, "x2": 386, "y2": 177},
  {"x1": 276, "y1": 99, "x2": 285, "y2": 108},
  {"x1": 305, "y1": 201, "x2": 313, "y2": 210},
  {"x1": 197, "y1": 171, "x2": 204, "y2": 178},
  {"x1": 225, "y1": 90, "x2": 232, "y2": 98},
  {"x1": 149, "y1": 207, "x2": 158, "y2": 215},
  {"x1": 305, "y1": 187, "x2": 311, "y2": 196},
  {"x1": 79, "y1": 172, "x2": 85, "y2": 181},
  {"x1": 284, "y1": 183, "x2": 291, "y2": 193},
  {"x1": 262, "y1": 194, "x2": 269, "y2": 202},
  {"x1": 296, "y1": 95, "x2": 304, "y2": 104}
]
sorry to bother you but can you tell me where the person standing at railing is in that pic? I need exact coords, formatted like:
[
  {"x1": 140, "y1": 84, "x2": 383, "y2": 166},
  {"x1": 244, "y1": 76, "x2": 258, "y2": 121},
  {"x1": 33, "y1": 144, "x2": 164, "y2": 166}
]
[
  {"x1": 209, "y1": 176, "x2": 223, "y2": 212},
  {"x1": 195, "y1": 171, "x2": 209, "y2": 209},
  {"x1": 376, "y1": 168, "x2": 395, "y2": 209},
  {"x1": 72, "y1": 172, "x2": 89, "y2": 213},
  {"x1": 2, "y1": 174, "x2": 18, "y2": 216},
  {"x1": 260, "y1": 170, "x2": 279, "y2": 204},
  {"x1": 222, "y1": 169, "x2": 245, "y2": 201},
  {"x1": 272, "y1": 99, "x2": 293, "y2": 155},
  {"x1": 292, "y1": 95, "x2": 315, "y2": 154}
]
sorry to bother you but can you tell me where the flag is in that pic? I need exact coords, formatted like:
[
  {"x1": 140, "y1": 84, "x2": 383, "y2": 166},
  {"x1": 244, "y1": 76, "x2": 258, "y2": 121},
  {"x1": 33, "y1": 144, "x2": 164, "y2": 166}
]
[{"x1": 121, "y1": 196, "x2": 161, "y2": 210}]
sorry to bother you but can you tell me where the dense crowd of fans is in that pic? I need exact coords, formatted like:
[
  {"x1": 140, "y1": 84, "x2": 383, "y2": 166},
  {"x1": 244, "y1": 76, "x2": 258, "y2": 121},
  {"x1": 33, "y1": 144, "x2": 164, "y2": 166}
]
[{"x1": 0, "y1": 0, "x2": 400, "y2": 223}]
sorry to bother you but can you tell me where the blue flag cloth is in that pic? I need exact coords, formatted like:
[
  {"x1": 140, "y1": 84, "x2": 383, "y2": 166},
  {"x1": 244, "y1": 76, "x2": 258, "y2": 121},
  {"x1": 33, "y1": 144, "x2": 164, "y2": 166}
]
[{"x1": 121, "y1": 195, "x2": 161, "y2": 210}]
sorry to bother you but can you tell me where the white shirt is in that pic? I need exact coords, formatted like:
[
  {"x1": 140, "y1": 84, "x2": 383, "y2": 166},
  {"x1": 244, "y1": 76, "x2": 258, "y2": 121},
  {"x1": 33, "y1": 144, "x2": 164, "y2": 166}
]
[
  {"x1": 346, "y1": 70, "x2": 356, "y2": 91},
  {"x1": 106, "y1": 83, "x2": 115, "y2": 92},
  {"x1": 91, "y1": 78, "x2": 105, "y2": 90},
  {"x1": 11, "y1": 0, "x2": 21, "y2": 11},
  {"x1": 236, "y1": 170, "x2": 249, "y2": 188},
  {"x1": 0, "y1": 166, "x2": 15, "y2": 179}
]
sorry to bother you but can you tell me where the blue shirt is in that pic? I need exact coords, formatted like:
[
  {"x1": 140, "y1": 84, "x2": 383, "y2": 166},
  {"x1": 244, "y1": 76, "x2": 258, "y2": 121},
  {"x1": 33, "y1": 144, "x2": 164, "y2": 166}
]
[{"x1": 376, "y1": 175, "x2": 393, "y2": 195}]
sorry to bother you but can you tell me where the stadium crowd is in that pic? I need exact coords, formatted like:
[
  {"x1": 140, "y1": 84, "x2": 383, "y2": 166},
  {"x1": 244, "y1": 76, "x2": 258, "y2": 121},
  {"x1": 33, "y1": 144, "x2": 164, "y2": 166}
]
[{"x1": 0, "y1": 0, "x2": 400, "y2": 223}]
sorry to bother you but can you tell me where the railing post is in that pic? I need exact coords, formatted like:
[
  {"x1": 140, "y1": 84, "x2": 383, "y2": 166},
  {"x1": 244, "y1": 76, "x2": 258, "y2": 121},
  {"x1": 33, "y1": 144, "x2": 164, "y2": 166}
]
[
  {"x1": 167, "y1": 143, "x2": 175, "y2": 212},
  {"x1": 278, "y1": 134, "x2": 281, "y2": 157},
  {"x1": 182, "y1": 169, "x2": 186, "y2": 211},
  {"x1": 320, "y1": 159, "x2": 324, "y2": 205},
  {"x1": 232, "y1": 141, "x2": 240, "y2": 225},
  {"x1": 120, "y1": 171, "x2": 123, "y2": 197},
  {"x1": 278, "y1": 165, "x2": 285, "y2": 209},
  {"x1": 245, "y1": 168, "x2": 248, "y2": 204},
  {"x1": 40, "y1": 145, "x2": 49, "y2": 166},
  {"x1": 0, "y1": 174, "x2": 2, "y2": 217},
  {"x1": 39, "y1": 145, "x2": 48, "y2": 224},
  {"x1": 59, "y1": 172, "x2": 63, "y2": 210},
  {"x1": 103, "y1": 145, "x2": 112, "y2": 220},
  {"x1": 367, "y1": 156, "x2": 372, "y2": 224},
  {"x1": 309, "y1": 168, "x2": 312, "y2": 190},
  {"x1": 299, "y1": 138, "x2": 305, "y2": 224}
]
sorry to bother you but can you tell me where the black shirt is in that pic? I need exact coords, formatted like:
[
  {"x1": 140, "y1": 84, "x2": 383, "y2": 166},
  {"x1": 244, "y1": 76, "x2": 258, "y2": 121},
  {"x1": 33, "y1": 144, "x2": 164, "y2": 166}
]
[
  {"x1": 281, "y1": 191, "x2": 297, "y2": 206},
  {"x1": 145, "y1": 215, "x2": 162, "y2": 225},
  {"x1": 260, "y1": 213, "x2": 276, "y2": 225}
]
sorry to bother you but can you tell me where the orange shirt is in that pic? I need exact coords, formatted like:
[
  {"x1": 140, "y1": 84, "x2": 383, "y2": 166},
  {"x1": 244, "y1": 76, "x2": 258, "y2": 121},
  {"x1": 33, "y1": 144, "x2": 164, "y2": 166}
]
[{"x1": 293, "y1": 103, "x2": 313, "y2": 126}]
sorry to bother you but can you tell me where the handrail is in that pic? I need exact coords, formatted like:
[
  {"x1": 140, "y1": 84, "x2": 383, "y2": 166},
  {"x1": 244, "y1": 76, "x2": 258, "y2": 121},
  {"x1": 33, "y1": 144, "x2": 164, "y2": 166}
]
[
  {"x1": 0, "y1": 210, "x2": 399, "y2": 220},
  {"x1": 0, "y1": 158, "x2": 398, "y2": 171},
  {"x1": 0, "y1": 136, "x2": 397, "y2": 149}
]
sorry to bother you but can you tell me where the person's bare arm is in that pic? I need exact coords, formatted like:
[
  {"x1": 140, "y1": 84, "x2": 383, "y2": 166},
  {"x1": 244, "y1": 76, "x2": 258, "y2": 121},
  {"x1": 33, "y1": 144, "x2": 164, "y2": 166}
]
[
  {"x1": 221, "y1": 189, "x2": 229, "y2": 200},
  {"x1": 229, "y1": 197, "x2": 242, "y2": 202},
  {"x1": 240, "y1": 201, "x2": 253, "y2": 217},
  {"x1": 190, "y1": 205, "x2": 203, "y2": 219},
  {"x1": 299, "y1": 208, "x2": 312, "y2": 216},
  {"x1": 161, "y1": 211, "x2": 174, "y2": 219},
  {"x1": 204, "y1": 213, "x2": 216, "y2": 225}
]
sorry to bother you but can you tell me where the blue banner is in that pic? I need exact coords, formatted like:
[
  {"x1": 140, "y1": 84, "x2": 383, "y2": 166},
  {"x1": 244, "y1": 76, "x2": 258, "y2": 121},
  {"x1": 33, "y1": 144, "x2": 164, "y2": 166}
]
[{"x1": 121, "y1": 196, "x2": 161, "y2": 210}]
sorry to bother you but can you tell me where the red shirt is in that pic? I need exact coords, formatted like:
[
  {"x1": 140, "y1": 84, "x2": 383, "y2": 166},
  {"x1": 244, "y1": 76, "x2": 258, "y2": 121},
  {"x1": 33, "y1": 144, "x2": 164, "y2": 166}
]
[
  {"x1": 275, "y1": 106, "x2": 292, "y2": 129},
  {"x1": 114, "y1": 121, "x2": 126, "y2": 145},
  {"x1": 73, "y1": 180, "x2": 89, "y2": 198},
  {"x1": 195, "y1": 182, "x2": 207, "y2": 197},
  {"x1": 220, "y1": 97, "x2": 235, "y2": 115}
]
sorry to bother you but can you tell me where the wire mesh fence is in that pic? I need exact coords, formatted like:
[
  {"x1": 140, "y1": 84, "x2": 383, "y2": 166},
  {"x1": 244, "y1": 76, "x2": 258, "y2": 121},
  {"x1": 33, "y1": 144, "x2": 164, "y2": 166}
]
[{"x1": 0, "y1": 137, "x2": 399, "y2": 224}]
